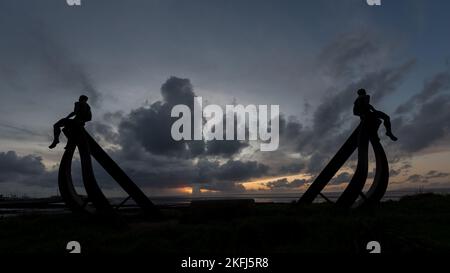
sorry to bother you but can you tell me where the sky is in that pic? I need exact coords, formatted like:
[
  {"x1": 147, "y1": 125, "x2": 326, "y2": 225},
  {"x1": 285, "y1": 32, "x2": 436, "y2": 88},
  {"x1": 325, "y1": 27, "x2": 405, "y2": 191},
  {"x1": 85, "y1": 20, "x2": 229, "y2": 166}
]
[{"x1": 0, "y1": 0, "x2": 449, "y2": 198}]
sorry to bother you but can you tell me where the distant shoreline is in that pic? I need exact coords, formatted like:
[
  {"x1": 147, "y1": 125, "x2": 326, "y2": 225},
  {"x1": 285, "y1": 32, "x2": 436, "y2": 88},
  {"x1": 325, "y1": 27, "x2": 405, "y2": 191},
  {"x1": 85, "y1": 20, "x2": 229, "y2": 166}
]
[
  {"x1": 2, "y1": 188, "x2": 450, "y2": 208},
  {"x1": 2, "y1": 189, "x2": 450, "y2": 217}
]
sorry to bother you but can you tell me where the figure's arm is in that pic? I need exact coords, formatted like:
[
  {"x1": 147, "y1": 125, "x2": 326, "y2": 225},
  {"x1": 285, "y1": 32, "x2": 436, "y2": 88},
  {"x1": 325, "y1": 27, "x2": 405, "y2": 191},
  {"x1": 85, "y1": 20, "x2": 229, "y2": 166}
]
[
  {"x1": 368, "y1": 104, "x2": 376, "y2": 112},
  {"x1": 65, "y1": 112, "x2": 76, "y2": 119},
  {"x1": 65, "y1": 103, "x2": 79, "y2": 119}
]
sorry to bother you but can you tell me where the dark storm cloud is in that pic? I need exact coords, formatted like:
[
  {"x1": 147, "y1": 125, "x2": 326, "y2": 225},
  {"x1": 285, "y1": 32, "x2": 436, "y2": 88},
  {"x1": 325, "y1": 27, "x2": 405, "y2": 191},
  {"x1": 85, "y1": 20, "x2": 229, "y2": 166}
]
[
  {"x1": 367, "y1": 162, "x2": 412, "y2": 179},
  {"x1": 89, "y1": 107, "x2": 266, "y2": 191},
  {"x1": 28, "y1": 29, "x2": 101, "y2": 106},
  {"x1": 406, "y1": 174, "x2": 424, "y2": 183},
  {"x1": 200, "y1": 181, "x2": 247, "y2": 193},
  {"x1": 249, "y1": 32, "x2": 415, "y2": 181},
  {"x1": 330, "y1": 172, "x2": 352, "y2": 185},
  {"x1": 312, "y1": 60, "x2": 415, "y2": 137},
  {"x1": 318, "y1": 32, "x2": 381, "y2": 79},
  {"x1": 108, "y1": 151, "x2": 199, "y2": 189},
  {"x1": 0, "y1": 151, "x2": 56, "y2": 188},
  {"x1": 425, "y1": 170, "x2": 450, "y2": 179},
  {"x1": 394, "y1": 71, "x2": 450, "y2": 153},
  {"x1": 119, "y1": 77, "x2": 201, "y2": 157},
  {"x1": 119, "y1": 76, "x2": 247, "y2": 158},
  {"x1": 396, "y1": 72, "x2": 450, "y2": 114},
  {"x1": 195, "y1": 159, "x2": 268, "y2": 192},
  {"x1": 0, "y1": 151, "x2": 45, "y2": 182},
  {"x1": 90, "y1": 121, "x2": 119, "y2": 144},
  {"x1": 205, "y1": 139, "x2": 248, "y2": 157},
  {"x1": 198, "y1": 159, "x2": 269, "y2": 182},
  {"x1": 272, "y1": 61, "x2": 414, "y2": 175},
  {"x1": 0, "y1": 149, "x2": 125, "y2": 190},
  {"x1": 388, "y1": 168, "x2": 401, "y2": 178},
  {"x1": 0, "y1": 150, "x2": 120, "y2": 192},
  {"x1": 204, "y1": 115, "x2": 249, "y2": 156},
  {"x1": 311, "y1": 32, "x2": 413, "y2": 133},
  {"x1": 160, "y1": 77, "x2": 196, "y2": 107},
  {"x1": 0, "y1": 13, "x2": 101, "y2": 106},
  {"x1": 275, "y1": 31, "x2": 415, "y2": 174},
  {"x1": 406, "y1": 171, "x2": 450, "y2": 184},
  {"x1": 95, "y1": 149, "x2": 268, "y2": 190},
  {"x1": 278, "y1": 162, "x2": 306, "y2": 175},
  {"x1": 266, "y1": 178, "x2": 308, "y2": 189},
  {"x1": 0, "y1": 122, "x2": 46, "y2": 140}
]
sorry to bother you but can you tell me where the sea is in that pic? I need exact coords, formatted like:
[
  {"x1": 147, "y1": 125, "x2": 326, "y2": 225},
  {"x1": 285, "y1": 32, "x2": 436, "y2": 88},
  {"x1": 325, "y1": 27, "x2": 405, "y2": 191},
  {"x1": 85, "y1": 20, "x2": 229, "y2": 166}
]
[{"x1": 144, "y1": 188, "x2": 450, "y2": 206}]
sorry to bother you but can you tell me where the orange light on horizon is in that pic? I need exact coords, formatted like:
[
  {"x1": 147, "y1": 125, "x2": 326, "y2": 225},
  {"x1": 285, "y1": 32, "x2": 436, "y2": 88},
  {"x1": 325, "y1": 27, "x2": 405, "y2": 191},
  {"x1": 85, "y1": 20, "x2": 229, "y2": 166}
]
[
  {"x1": 177, "y1": 186, "x2": 193, "y2": 194},
  {"x1": 241, "y1": 173, "x2": 313, "y2": 191},
  {"x1": 200, "y1": 188, "x2": 220, "y2": 194}
]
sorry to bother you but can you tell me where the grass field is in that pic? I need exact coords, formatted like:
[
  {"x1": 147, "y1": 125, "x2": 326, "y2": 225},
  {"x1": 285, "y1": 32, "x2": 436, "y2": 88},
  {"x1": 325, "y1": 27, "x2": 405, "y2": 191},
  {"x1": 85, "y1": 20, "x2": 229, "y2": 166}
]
[{"x1": 1, "y1": 193, "x2": 450, "y2": 254}]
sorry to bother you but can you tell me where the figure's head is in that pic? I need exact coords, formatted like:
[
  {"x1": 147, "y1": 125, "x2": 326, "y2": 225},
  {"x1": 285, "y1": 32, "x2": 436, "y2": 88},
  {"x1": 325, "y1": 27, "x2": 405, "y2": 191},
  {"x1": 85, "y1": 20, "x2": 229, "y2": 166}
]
[
  {"x1": 79, "y1": 95, "x2": 88, "y2": 102},
  {"x1": 357, "y1": 88, "x2": 366, "y2": 96}
]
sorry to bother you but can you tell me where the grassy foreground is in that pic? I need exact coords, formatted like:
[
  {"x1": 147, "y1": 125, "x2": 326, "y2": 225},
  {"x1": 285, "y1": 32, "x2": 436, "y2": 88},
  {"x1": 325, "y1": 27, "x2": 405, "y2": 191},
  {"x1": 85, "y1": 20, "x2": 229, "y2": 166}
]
[{"x1": 1, "y1": 193, "x2": 450, "y2": 254}]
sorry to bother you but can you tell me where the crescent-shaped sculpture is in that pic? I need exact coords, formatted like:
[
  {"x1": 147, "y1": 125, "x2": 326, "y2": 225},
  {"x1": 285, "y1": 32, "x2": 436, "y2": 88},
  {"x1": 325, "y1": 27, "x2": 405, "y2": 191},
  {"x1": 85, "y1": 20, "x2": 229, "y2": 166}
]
[
  {"x1": 58, "y1": 125, "x2": 161, "y2": 218},
  {"x1": 297, "y1": 116, "x2": 389, "y2": 208}
]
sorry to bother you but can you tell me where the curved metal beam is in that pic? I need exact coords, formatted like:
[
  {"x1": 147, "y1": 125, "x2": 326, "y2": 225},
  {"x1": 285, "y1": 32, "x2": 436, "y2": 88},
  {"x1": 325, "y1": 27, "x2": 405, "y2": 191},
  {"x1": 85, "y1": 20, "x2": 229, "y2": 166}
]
[
  {"x1": 84, "y1": 131, "x2": 161, "y2": 217},
  {"x1": 355, "y1": 135, "x2": 389, "y2": 208},
  {"x1": 75, "y1": 128, "x2": 115, "y2": 215},
  {"x1": 297, "y1": 125, "x2": 360, "y2": 205},
  {"x1": 336, "y1": 125, "x2": 370, "y2": 208},
  {"x1": 58, "y1": 125, "x2": 160, "y2": 218},
  {"x1": 58, "y1": 137, "x2": 95, "y2": 214}
]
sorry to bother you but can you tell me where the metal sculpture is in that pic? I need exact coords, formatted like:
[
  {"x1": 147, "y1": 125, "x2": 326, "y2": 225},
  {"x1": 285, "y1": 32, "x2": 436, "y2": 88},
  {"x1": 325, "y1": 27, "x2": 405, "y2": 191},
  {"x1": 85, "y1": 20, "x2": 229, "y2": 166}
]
[
  {"x1": 298, "y1": 116, "x2": 389, "y2": 208},
  {"x1": 58, "y1": 124, "x2": 161, "y2": 218},
  {"x1": 298, "y1": 89, "x2": 394, "y2": 208}
]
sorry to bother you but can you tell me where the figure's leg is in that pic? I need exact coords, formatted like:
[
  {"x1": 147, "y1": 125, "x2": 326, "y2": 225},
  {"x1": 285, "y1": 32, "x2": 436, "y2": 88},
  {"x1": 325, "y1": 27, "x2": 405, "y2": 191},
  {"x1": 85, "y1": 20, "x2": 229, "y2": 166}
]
[
  {"x1": 49, "y1": 119, "x2": 67, "y2": 149},
  {"x1": 374, "y1": 111, "x2": 397, "y2": 141}
]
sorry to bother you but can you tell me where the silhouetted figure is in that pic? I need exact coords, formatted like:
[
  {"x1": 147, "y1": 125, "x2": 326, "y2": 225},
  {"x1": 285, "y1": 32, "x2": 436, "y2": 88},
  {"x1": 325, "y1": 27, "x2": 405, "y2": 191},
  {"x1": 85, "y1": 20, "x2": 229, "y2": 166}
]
[
  {"x1": 49, "y1": 95, "x2": 92, "y2": 149},
  {"x1": 353, "y1": 89, "x2": 397, "y2": 141}
]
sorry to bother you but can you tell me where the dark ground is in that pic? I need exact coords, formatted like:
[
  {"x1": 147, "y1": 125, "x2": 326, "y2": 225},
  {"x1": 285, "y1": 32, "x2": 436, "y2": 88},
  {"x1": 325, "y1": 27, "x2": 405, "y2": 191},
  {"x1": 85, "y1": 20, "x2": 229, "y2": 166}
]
[{"x1": 1, "y1": 193, "x2": 450, "y2": 254}]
